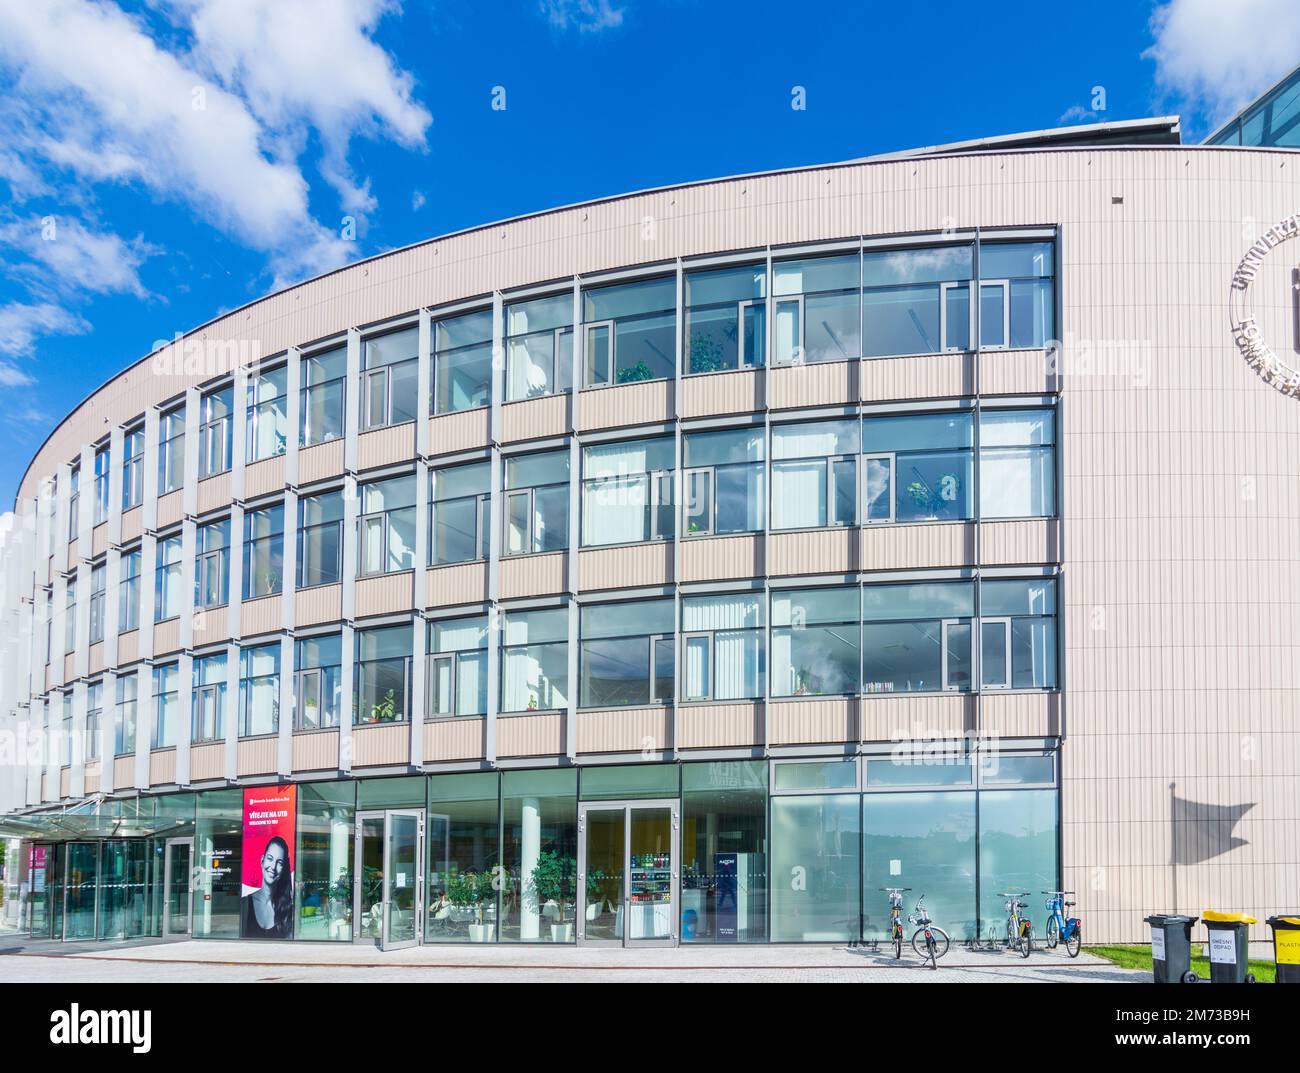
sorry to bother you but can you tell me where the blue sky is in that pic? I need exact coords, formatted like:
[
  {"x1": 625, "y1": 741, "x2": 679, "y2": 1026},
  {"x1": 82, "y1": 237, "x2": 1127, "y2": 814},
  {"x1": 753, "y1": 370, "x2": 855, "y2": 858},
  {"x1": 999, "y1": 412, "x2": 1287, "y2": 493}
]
[{"x1": 1, "y1": 0, "x2": 1297, "y2": 505}]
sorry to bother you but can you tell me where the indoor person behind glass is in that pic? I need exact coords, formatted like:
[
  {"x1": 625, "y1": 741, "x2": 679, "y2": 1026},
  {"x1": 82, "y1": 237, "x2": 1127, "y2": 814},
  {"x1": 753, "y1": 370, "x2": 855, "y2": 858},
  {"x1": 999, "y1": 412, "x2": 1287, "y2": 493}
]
[{"x1": 242, "y1": 836, "x2": 293, "y2": 939}]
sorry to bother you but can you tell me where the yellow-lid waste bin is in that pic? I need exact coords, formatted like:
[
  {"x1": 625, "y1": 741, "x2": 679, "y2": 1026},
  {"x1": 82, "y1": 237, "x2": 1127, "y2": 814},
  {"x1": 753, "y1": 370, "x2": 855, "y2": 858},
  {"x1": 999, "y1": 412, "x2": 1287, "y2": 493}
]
[
  {"x1": 1202, "y1": 911, "x2": 1258, "y2": 983},
  {"x1": 1266, "y1": 916, "x2": 1300, "y2": 984}
]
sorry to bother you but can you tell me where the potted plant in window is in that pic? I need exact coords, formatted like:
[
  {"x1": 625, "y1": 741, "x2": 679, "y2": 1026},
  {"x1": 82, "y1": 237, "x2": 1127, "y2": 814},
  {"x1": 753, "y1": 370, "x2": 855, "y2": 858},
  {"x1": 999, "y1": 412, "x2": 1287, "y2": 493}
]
[
  {"x1": 616, "y1": 359, "x2": 654, "y2": 384},
  {"x1": 370, "y1": 688, "x2": 397, "y2": 723},
  {"x1": 531, "y1": 850, "x2": 576, "y2": 943},
  {"x1": 689, "y1": 336, "x2": 726, "y2": 374},
  {"x1": 905, "y1": 472, "x2": 962, "y2": 520}
]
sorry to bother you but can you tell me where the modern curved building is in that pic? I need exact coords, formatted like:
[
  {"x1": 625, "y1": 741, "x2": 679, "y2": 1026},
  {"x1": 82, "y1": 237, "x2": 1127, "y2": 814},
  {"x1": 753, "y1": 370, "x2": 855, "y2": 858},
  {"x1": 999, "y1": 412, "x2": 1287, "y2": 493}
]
[{"x1": 2, "y1": 115, "x2": 1298, "y2": 951}]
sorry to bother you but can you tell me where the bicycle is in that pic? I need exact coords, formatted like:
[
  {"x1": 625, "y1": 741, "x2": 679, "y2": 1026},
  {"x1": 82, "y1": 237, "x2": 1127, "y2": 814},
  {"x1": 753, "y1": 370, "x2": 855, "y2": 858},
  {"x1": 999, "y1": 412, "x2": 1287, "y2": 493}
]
[
  {"x1": 907, "y1": 894, "x2": 951, "y2": 970},
  {"x1": 1000, "y1": 891, "x2": 1034, "y2": 958},
  {"x1": 1042, "y1": 890, "x2": 1082, "y2": 957},
  {"x1": 878, "y1": 886, "x2": 912, "y2": 959}
]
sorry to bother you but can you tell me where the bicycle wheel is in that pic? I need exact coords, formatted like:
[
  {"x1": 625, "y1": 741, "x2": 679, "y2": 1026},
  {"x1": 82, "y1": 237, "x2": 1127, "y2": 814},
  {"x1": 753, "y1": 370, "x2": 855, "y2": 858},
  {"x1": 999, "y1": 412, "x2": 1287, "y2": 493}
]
[
  {"x1": 1065, "y1": 924, "x2": 1082, "y2": 959},
  {"x1": 928, "y1": 926, "x2": 951, "y2": 961},
  {"x1": 893, "y1": 932, "x2": 902, "y2": 959},
  {"x1": 912, "y1": 930, "x2": 936, "y2": 967},
  {"x1": 1045, "y1": 916, "x2": 1059, "y2": 948},
  {"x1": 1019, "y1": 923, "x2": 1033, "y2": 958}
]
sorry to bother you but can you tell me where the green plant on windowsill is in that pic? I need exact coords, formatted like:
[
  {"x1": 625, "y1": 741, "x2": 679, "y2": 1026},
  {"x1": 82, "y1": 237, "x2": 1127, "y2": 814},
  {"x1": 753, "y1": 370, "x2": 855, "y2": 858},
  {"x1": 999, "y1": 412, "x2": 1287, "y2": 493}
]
[
  {"x1": 688, "y1": 336, "x2": 727, "y2": 374},
  {"x1": 905, "y1": 472, "x2": 962, "y2": 518},
  {"x1": 616, "y1": 360, "x2": 655, "y2": 384},
  {"x1": 370, "y1": 688, "x2": 397, "y2": 723},
  {"x1": 687, "y1": 519, "x2": 704, "y2": 534}
]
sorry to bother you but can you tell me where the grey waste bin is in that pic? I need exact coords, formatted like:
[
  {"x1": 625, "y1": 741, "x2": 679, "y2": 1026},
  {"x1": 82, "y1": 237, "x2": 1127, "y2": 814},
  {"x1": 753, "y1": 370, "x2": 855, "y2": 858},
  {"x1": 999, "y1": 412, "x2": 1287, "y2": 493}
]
[
  {"x1": 1202, "y1": 911, "x2": 1257, "y2": 983},
  {"x1": 1144, "y1": 913, "x2": 1199, "y2": 983}
]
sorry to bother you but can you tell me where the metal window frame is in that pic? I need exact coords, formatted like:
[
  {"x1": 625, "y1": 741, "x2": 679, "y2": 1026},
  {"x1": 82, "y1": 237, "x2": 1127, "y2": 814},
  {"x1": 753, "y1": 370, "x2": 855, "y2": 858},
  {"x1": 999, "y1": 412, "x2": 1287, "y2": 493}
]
[
  {"x1": 738, "y1": 298, "x2": 765, "y2": 369},
  {"x1": 682, "y1": 467, "x2": 713, "y2": 536},
  {"x1": 238, "y1": 657, "x2": 280, "y2": 738},
  {"x1": 649, "y1": 633, "x2": 674, "y2": 704},
  {"x1": 940, "y1": 617, "x2": 972, "y2": 693},
  {"x1": 827, "y1": 454, "x2": 858, "y2": 527},
  {"x1": 680, "y1": 631, "x2": 712, "y2": 701},
  {"x1": 245, "y1": 376, "x2": 289, "y2": 463},
  {"x1": 296, "y1": 516, "x2": 344, "y2": 588},
  {"x1": 505, "y1": 324, "x2": 573, "y2": 402},
  {"x1": 978, "y1": 278, "x2": 1012, "y2": 350},
  {"x1": 197, "y1": 407, "x2": 230, "y2": 479},
  {"x1": 979, "y1": 616, "x2": 1013, "y2": 689},
  {"x1": 195, "y1": 545, "x2": 229, "y2": 609},
  {"x1": 354, "y1": 653, "x2": 413, "y2": 725},
  {"x1": 773, "y1": 293, "x2": 804, "y2": 365},
  {"x1": 649, "y1": 469, "x2": 674, "y2": 541},
  {"x1": 192, "y1": 680, "x2": 224, "y2": 743},
  {"x1": 428, "y1": 489, "x2": 490, "y2": 566},
  {"x1": 295, "y1": 667, "x2": 324, "y2": 730},
  {"x1": 300, "y1": 371, "x2": 346, "y2": 447},
  {"x1": 862, "y1": 451, "x2": 896, "y2": 524},
  {"x1": 582, "y1": 318, "x2": 615, "y2": 387},
  {"x1": 938, "y1": 279, "x2": 973, "y2": 353}
]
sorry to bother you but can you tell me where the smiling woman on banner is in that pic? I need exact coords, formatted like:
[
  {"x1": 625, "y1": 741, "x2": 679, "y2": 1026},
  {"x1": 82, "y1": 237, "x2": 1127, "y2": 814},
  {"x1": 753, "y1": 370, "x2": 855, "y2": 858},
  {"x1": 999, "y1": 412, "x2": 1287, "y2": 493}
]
[{"x1": 241, "y1": 836, "x2": 293, "y2": 939}]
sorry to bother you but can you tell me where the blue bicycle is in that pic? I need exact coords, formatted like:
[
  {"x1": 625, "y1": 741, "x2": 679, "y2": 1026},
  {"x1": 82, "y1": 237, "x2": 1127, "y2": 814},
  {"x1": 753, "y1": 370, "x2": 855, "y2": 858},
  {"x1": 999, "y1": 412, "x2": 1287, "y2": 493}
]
[{"x1": 1042, "y1": 890, "x2": 1082, "y2": 957}]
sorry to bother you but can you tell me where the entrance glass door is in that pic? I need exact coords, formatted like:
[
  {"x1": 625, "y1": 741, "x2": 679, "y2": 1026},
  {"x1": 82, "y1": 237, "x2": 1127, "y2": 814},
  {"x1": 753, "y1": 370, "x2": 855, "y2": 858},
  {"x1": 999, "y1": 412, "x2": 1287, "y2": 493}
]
[
  {"x1": 381, "y1": 810, "x2": 423, "y2": 951},
  {"x1": 63, "y1": 842, "x2": 99, "y2": 941},
  {"x1": 355, "y1": 809, "x2": 424, "y2": 949},
  {"x1": 578, "y1": 800, "x2": 679, "y2": 947},
  {"x1": 163, "y1": 838, "x2": 193, "y2": 938}
]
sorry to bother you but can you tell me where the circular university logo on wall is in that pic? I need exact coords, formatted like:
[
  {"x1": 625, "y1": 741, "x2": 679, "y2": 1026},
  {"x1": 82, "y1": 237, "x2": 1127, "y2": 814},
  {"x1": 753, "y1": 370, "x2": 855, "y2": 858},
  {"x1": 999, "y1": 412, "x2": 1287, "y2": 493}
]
[{"x1": 1230, "y1": 213, "x2": 1300, "y2": 396}]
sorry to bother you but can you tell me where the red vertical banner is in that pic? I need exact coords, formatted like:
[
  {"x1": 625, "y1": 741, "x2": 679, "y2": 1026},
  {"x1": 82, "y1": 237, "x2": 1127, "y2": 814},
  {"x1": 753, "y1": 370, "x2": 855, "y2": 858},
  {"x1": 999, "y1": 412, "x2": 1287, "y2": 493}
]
[{"x1": 240, "y1": 785, "x2": 297, "y2": 939}]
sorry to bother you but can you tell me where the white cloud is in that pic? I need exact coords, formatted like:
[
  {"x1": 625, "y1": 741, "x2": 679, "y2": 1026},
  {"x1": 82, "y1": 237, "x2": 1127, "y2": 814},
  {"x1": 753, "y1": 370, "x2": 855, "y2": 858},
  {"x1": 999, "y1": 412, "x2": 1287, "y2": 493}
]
[
  {"x1": 0, "y1": 0, "x2": 430, "y2": 287},
  {"x1": 539, "y1": 0, "x2": 625, "y2": 33},
  {"x1": 0, "y1": 362, "x2": 35, "y2": 387},
  {"x1": 1058, "y1": 105, "x2": 1098, "y2": 125},
  {"x1": 0, "y1": 216, "x2": 157, "y2": 298},
  {"x1": 1145, "y1": 0, "x2": 1300, "y2": 127},
  {"x1": 411, "y1": 190, "x2": 426, "y2": 211},
  {"x1": 0, "y1": 301, "x2": 92, "y2": 358},
  {"x1": 172, "y1": 0, "x2": 432, "y2": 214}
]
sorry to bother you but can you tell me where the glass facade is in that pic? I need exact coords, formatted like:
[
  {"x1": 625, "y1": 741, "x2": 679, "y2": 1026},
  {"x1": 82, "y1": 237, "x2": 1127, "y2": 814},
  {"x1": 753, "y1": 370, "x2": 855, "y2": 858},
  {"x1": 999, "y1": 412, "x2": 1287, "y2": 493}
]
[{"x1": 10, "y1": 756, "x2": 1056, "y2": 946}]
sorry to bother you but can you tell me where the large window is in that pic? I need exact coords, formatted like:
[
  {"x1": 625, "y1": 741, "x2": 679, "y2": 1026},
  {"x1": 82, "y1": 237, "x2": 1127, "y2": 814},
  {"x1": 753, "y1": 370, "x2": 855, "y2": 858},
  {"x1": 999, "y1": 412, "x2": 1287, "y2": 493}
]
[
  {"x1": 978, "y1": 788, "x2": 1058, "y2": 933},
  {"x1": 300, "y1": 345, "x2": 346, "y2": 446},
  {"x1": 118, "y1": 547, "x2": 141, "y2": 632},
  {"x1": 772, "y1": 587, "x2": 859, "y2": 697},
  {"x1": 979, "y1": 409, "x2": 1055, "y2": 519},
  {"x1": 582, "y1": 276, "x2": 676, "y2": 386},
  {"x1": 506, "y1": 293, "x2": 572, "y2": 400},
  {"x1": 500, "y1": 768, "x2": 578, "y2": 943},
  {"x1": 684, "y1": 263, "x2": 766, "y2": 373},
  {"x1": 93, "y1": 445, "x2": 110, "y2": 524},
  {"x1": 114, "y1": 674, "x2": 137, "y2": 755},
  {"x1": 770, "y1": 792, "x2": 860, "y2": 941},
  {"x1": 427, "y1": 616, "x2": 488, "y2": 718},
  {"x1": 682, "y1": 593, "x2": 764, "y2": 701},
  {"x1": 773, "y1": 253, "x2": 860, "y2": 365},
  {"x1": 63, "y1": 577, "x2": 76, "y2": 654},
  {"x1": 86, "y1": 682, "x2": 102, "y2": 761},
  {"x1": 434, "y1": 309, "x2": 492, "y2": 414},
  {"x1": 861, "y1": 410, "x2": 973, "y2": 523},
  {"x1": 979, "y1": 578, "x2": 1057, "y2": 690},
  {"x1": 581, "y1": 436, "x2": 674, "y2": 546},
  {"x1": 88, "y1": 562, "x2": 106, "y2": 644},
  {"x1": 121, "y1": 425, "x2": 144, "y2": 510},
  {"x1": 198, "y1": 387, "x2": 232, "y2": 479},
  {"x1": 430, "y1": 461, "x2": 489, "y2": 565},
  {"x1": 500, "y1": 607, "x2": 568, "y2": 713},
  {"x1": 243, "y1": 504, "x2": 284, "y2": 599},
  {"x1": 154, "y1": 534, "x2": 183, "y2": 621},
  {"x1": 978, "y1": 242, "x2": 1054, "y2": 349},
  {"x1": 246, "y1": 365, "x2": 288, "y2": 462},
  {"x1": 195, "y1": 519, "x2": 231, "y2": 609},
  {"x1": 358, "y1": 475, "x2": 416, "y2": 576},
  {"x1": 683, "y1": 426, "x2": 763, "y2": 536},
  {"x1": 152, "y1": 662, "x2": 179, "y2": 749},
  {"x1": 297, "y1": 490, "x2": 343, "y2": 587},
  {"x1": 579, "y1": 599, "x2": 674, "y2": 708},
  {"x1": 862, "y1": 581, "x2": 976, "y2": 693},
  {"x1": 771, "y1": 420, "x2": 858, "y2": 530},
  {"x1": 362, "y1": 326, "x2": 419, "y2": 430},
  {"x1": 240, "y1": 644, "x2": 280, "y2": 737},
  {"x1": 67, "y1": 465, "x2": 80, "y2": 540},
  {"x1": 504, "y1": 450, "x2": 569, "y2": 556},
  {"x1": 862, "y1": 244, "x2": 973, "y2": 356},
  {"x1": 158, "y1": 405, "x2": 185, "y2": 495},
  {"x1": 192, "y1": 652, "x2": 227, "y2": 743},
  {"x1": 355, "y1": 625, "x2": 412, "y2": 724},
  {"x1": 295, "y1": 635, "x2": 342, "y2": 730}
]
